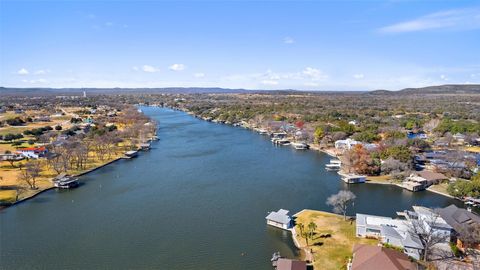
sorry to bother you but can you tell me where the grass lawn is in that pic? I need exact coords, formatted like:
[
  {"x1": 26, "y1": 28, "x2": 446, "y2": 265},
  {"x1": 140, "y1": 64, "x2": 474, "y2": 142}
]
[
  {"x1": 293, "y1": 210, "x2": 378, "y2": 270},
  {"x1": 366, "y1": 175, "x2": 393, "y2": 184},
  {"x1": 0, "y1": 190, "x2": 17, "y2": 204},
  {"x1": 427, "y1": 182, "x2": 451, "y2": 197}
]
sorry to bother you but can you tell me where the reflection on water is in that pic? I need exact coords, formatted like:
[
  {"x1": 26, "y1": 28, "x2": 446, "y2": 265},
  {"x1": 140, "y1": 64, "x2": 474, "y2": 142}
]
[{"x1": 0, "y1": 107, "x2": 460, "y2": 270}]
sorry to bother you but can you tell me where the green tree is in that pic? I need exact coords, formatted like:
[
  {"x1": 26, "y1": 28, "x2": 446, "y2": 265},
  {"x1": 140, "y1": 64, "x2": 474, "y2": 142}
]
[
  {"x1": 308, "y1": 221, "x2": 317, "y2": 242},
  {"x1": 380, "y1": 145, "x2": 412, "y2": 163},
  {"x1": 447, "y1": 174, "x2": 480, "y2": 198}
]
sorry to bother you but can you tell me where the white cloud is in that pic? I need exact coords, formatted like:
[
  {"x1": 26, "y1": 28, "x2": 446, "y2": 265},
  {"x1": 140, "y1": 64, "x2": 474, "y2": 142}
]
[
  {"x1": 22, "y1": 78, "x2": 48, "y2": 84},
  {"x1": 169, "y1": 64, "x2": 185, "y2": 71},
  {"x1": 264, "y1": 69, "x2": 280, "y2": 80},
  {"x1": 132, "y1": 66, "x2": 139, "y2": 71},
  {"x1": 283, "y1": 36, "x2": 295, "y2": 44},
  {"x1": 353, "y1": 74, "x2": 365, "y2": 79},
  {"x1": 379, "y1": 8, "x2": 480, "y2": 33},
  {"x1": 17, "y1": 68, "x2": 29, "y2": 75},
  {"x1": 261, "y1": 80, "x2": 279, "y2": 85},
  {"x1": 302, "y1": 67, "x2": 328, "y2": 81},
  {"x1": 304, "y1": 82, "x2": 319, "y2": 87},
  {"x1": 105, "y1": 22, "x2": 114, "y2": 27},
  {"x1": 34, "y1": 69, "x2": 49, "y2": 75},
  {"x1": 440, "y1": 74, "x2": 448, "y2": 81},
  {"x1": 142, "y1": 65, "x2": 159, "y2": 73},
  {"x1": 194, "y1": 73, "x2": 205, "y2": 78}
]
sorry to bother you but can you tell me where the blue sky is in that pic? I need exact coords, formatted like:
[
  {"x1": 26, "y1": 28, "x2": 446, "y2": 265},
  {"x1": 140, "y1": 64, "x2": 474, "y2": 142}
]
[{"x1": 1, "y1": 0, "x2": 479, "y2": 90}]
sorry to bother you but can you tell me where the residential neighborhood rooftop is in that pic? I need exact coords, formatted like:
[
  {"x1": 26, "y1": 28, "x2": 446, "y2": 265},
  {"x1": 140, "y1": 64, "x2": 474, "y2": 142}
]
[{"x1": 351, "y1": 244, "x2": 416, "y2": 270}]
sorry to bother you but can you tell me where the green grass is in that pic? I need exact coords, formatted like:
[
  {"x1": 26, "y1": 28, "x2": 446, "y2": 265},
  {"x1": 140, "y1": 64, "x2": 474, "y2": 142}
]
[{"x1": 294, "y1": 210, "x2": 378, "y2": 270}]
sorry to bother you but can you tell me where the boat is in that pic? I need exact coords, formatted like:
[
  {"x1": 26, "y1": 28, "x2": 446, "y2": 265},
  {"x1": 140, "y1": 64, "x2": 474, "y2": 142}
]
[
  {"x1": 53, "y1": 174, "x2": 79, "y2": 189},
  {"x1": 325, "y1": 159, "x2": 341, "y2": 170},
  {"x1": 275, "y1": 139, "x2": 291, "y2": 146},
  {"x1": 257, "y1": 128, "x2": 269, "y2": 135},
  {"x1": 291, "y1": 142, "x2": 309, "y2": 150}
]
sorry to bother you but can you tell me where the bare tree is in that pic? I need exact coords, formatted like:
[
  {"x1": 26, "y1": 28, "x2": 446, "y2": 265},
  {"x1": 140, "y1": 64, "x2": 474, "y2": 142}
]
[
  {"x1": 381, "y1": 157, "x2": 409, "y2": 175},
  {"x1": 326, "y1": 190, "x2": 356, "y2": 220},
  {"x1": 17, "y1": 161, "x2": 42, "y2": 189},
  {"x1": 407, "y1": 209, "x2": 450, "y2": 262}
]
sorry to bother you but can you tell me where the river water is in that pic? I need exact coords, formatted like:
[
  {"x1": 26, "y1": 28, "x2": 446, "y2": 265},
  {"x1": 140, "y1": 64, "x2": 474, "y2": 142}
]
[{"x1": 0, "y1": 107, "x2": 460, "y2": 270}]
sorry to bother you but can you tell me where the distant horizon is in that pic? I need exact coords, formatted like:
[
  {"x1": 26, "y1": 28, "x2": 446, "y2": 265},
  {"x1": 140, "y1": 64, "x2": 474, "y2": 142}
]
[
  {"x1": 1, "y1": 1, "x2": 479, "y2": 90},
  {"x1": 1, "y1": 83, "x2": 480, "y2": 93}
]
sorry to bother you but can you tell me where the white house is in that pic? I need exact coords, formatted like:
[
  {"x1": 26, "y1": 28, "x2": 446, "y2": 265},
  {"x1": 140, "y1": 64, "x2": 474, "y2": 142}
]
[
  {"x1": 410, "y1": 206, "x2": 452, "y2": 241},
  {"x1": 335, "y1": 138, "x2": 360, "y2": 150},
  {"x1": 356, "y1": 213, "x2": 423, "y2": 260},
  {"x1": 16, "y1": 146, "x2": 48, "y2": 159},
  {"x1": 266, "y1": 209, "x2": 292, "y2": 230}
]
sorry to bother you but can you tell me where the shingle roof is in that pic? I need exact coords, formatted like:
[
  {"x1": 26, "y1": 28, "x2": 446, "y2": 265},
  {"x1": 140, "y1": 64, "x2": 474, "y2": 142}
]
[
  {"x1": 381, "y1": 225, "x2": 401, "y2": 239},
  {"x1": 416, "y1": 171, "x2": 447, "y2": 181},
  {"x1": 352, "y1": 244, "x2": 416, "y2": 270},
  {"x1": 438, "y1": 204, "x2": 480, "y2": 234},
  {"x1": 402, "y1": 233, "x2": 423, "y2": 249}
]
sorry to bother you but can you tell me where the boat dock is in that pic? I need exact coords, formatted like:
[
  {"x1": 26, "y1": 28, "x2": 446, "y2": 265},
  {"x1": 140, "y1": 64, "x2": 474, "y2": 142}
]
[{"x1": 338, "y1": 172, "x2": 366, "y2": 184}]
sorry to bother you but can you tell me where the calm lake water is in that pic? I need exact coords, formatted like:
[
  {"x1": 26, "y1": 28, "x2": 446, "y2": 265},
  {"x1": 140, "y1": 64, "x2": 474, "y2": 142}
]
[{"x1": 0, "y1": 107, "x2": 460, "y2": 270}]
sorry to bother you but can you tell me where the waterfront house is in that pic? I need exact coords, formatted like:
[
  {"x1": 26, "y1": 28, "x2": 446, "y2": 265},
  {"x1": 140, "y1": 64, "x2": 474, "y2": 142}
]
[
  {"x1": 410, "y1": 206, "x2": 453, "y2": 241},
  {"x1": 275, "y1": 258, "x2": 307, "y2": 270},
  {"x1": 380, "y1": 225, "x2": 423, "y2": 260},
  {"x1": 348, "y1": 244, "x2": 416, "y2": 270},
  {"x1": 266, "y1": 209, "x2": 292, "y2": 230},
  {"x1": 438, "y1": 204, "x2": 480, "y2": 250},
  {"x1": 356, "y1": 213, "x2": 423, "y2": 259},
  {"x1": 415, "y1": 171, "x2": 447, "y2": 185},
  {"x1": 16, "y1": 146, "x2": 47, "y2": 159},
  {"x1": 356, "y1": 213, "x2": 400, "y2": 238},
  {"x1": 335, "y1": 138, "x2": 360, "y2": 150}
]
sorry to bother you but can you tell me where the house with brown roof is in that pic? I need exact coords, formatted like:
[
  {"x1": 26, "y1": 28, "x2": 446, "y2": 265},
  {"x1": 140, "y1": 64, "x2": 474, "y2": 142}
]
[
  {"x1": 348, "y1": 244, "x2": 416, "y2": 270},
  {"x1": 275, "y1": 258, "x2": 307, "y2": 270},
  {"x1": 414, "y1": 171, "x2": 447, "y2": 185}
]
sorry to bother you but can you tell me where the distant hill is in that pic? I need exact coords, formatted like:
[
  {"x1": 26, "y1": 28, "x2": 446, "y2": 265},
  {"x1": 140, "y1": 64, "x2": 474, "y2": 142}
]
[
  {"x1": 0, "y1": 87, "x2": 251, "y2": 96},
  {"x1": 1, "y1": 84, "x2": 479, "y2": 96},
  {"x1": 369, "y1": 84, "x2": 480, "y2": 95}
]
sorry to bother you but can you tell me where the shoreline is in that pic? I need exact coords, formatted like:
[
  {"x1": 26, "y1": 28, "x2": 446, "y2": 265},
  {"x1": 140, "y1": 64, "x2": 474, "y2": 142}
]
[
  {"x1": 174, "y1": 106, "x2": 459, "y2": 201},
  {"x1": 2, "y1": 154, "x2": 135, "y2": 210},
  {"x1": 1, "y1": 106, "x2": 157, "y2": 210}
]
